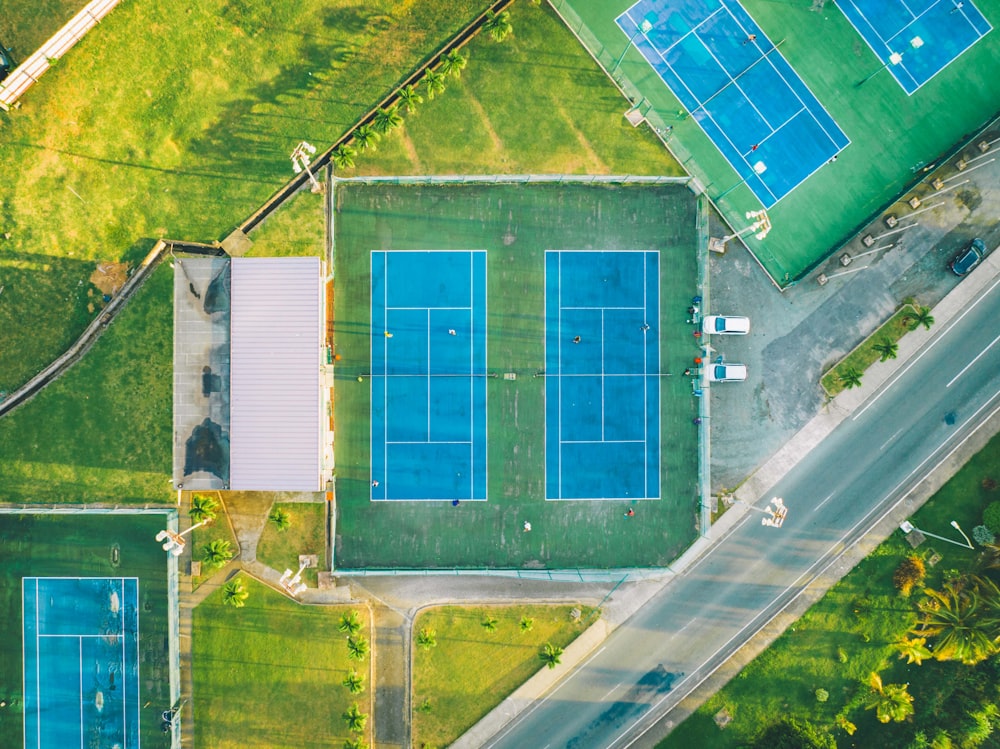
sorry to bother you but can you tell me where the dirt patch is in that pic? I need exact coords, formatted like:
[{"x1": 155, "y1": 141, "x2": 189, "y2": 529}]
[{"x1": 89, "y1": 261, "x2": 131, "y2": 296}]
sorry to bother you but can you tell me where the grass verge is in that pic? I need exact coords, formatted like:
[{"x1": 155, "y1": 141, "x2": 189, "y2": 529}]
[
  {"x1": 412, "y1": 603, "x2": 595, "y2": 748},
  {"x1": 659, "y1": 431, "x2": 1000, "y2": 749},
  {"x1": 256, "y1": 501, "x2": 328, "y2": 587},
  {"x1": 0, "y1": 262, "x2": 172, "y2": 505},
  {"x1": 193, "y1": 576, "x2": 372, "y2": 748},
  {"x1": 821, "y1": 304, "x2": 918, "y2": 397}
]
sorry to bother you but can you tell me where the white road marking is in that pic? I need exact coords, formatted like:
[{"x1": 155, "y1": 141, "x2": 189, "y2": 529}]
[
  {"x1": 947, "y1": 331, "x2": 1000, "y2": 387},
  {"x1": 481, "y1": 647, "x2": 607, "y2": 749},
  {"x1": 879, "y1": 427, "x2": 904, "y2": 451},
  {"x1": 814, "y1": 492, "x2": 836, "y2": 512},
  {"x1": 609, "y1": 388, "x2": 1000, "y2": 749},
  {"x1": 853, "y1": 274, "x2": 1000, "y2": 420}
]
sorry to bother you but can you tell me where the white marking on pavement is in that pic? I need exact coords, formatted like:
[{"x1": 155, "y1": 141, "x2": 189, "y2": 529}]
[
  {"x1": 853, "y1": 274, "x2": 1000, "y2": 420},
  {"x1": 481, "y1": 647, "x2": 606, "y2": 749},
  {"x1": 608, "y1": 387, "x2": 1000, "y2": 749},
  {"x1": 947, "y1": 331, "x2": 1000, "y2": 387},
  {"x1": 879, "y1": 427, "x2": 904, "y2": 451},
  {"x1": 813, "y1": 492, "x2": 836, "y2": 512},
  {"x1": 600, "y1": 682, "x2": 624, "y2": 701}
]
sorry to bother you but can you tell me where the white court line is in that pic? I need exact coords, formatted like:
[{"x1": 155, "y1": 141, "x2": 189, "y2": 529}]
[
  {"x1": 612, "y1": 387, "x2": 1000, "y2": 749},
  {"x1": 947, "y1": 331, "x2": 1000, "y2": 387},
  {"x1": 854, "y1": 273, "x2": 1000, "y2": 420}
]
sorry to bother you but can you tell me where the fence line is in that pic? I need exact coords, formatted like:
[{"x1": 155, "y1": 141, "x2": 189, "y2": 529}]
[
  {"x1": 0, "y1": 0, "x2": 124, "y2": 111},
  {"x1": 334, "y1": 567, "x2": 674, "y2": 582},
  {"x1": 237, "y1": 0, "x2": 516, "y2": 236},
  {"x1": 333, "y1": 173, "x2": 690, "y2": 186}
]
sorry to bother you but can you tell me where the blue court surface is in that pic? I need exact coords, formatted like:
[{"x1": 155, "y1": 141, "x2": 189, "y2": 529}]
[
  {"x1": 545, "y1": 251, "x2": 660, "y2": 501},
  {"x1": 835, "y1": 0, "x2": 991, "y2": 94},
  {"x1": 617, "y1": 0, "x2": 850, "y2": 207},
  {"x1": 371, "y1": 250, "x2": 487, "y2": 501},
  {"x1": 23, "y1": 577, "x2": 140, "y2": 749}
]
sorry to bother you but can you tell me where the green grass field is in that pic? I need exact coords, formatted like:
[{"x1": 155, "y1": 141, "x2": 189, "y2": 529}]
[
  {"x1": 333, "y1": 181, "x2": 700, "y2": 569},
  {"x1": 558, "y1": 0, "x2": 1000, "y2": 284},
  {"x1": 659, "y1": 431, "x2": 1000, "y2": 748},
  {"x1": 0, "y1": 511, "x2": 173, "y2": 748},
  {"x1": 192, "y1": 577, "x2": 371, "y2": 749},
  {"x1": 0, "y1": 262, "x2": 173, "y2": 505},
  {"x1": 412, "y1": 604, "x2": 595, "y2": 748},
  {"x1": 0, "y1": 0, "x2": 484, "y2": 393},
  {"x1": 0, "y1": 0, "x2": 83, "y2": 57},
  {"x1": 256, "y1": 502, "x2": 329, "y2": 587}
]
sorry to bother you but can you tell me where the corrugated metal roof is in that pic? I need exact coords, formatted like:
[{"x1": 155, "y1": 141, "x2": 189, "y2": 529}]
[{"x1": 230, "y1": 257, "x2": 322, "y2": 491}]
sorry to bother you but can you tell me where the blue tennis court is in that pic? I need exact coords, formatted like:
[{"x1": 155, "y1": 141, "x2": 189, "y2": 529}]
[
  {"x1": 22, "y1": 577, "x2": 140, "y2": 749},
  {"x1": 835, "y1": 0, "x2": 992, "y2": 94},
  {"x1": 545, "y1": 251, "x2": 660, "y2": 501},
  {"x1": 370, "y1": 250, "x2": 487, "y2": 501},
  {"x1": 616, "y1": 0, "x2": 849, "y2": 207}
]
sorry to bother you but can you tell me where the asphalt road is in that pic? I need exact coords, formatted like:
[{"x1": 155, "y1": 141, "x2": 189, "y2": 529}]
[{"x1": 481, "y1": 275, "x2": 1000, "y2": 749}]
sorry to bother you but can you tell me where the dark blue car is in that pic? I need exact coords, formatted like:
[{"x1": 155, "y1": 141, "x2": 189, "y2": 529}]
[{"x1": 949, "y1": 238, "x2": 986, "y2": 276}]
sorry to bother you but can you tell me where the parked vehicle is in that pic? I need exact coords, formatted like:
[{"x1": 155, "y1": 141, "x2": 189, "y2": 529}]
[
  {"x1": 949, "y1": 238, "x2": 985, "y2": 276},
  {"x1": 0, "y1": 43, "x2": 14, "y2": 78},
  {"x1": 707, "y1": 363, "x2": 747, "y2": 382},
  {"x1": 703, "y1": 315, "x2": 750, "y2": 335}
]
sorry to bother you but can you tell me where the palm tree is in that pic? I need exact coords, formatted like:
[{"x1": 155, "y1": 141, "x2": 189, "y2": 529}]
[
  {"x1": 372, "y1": 104, "x2": 403, "y2": 134},
  {"x1": 201, "y1": 539, "x2": 234, "y2": 570},
  {"x1": 863, "y1": 672, "x2": 914, "y2": 723},
  {"x1": 839, "y1": 367, "x2": 863, "y2": 390},
  {"x1": 540, "y1": 642, "x2": 564, "y2": 669},
  {"x1": 520, "y1": 616, "x2": 534, "y2": 633},
  {"x1": 338, "y1": 610, "x2": 362, "y2": 635},
  {"x1": 343, "y1": 703, "x2": 368, "y2": 734},
  {"x1": 911, "y1": 306, "x2": 935, "y2": 330},
  {"x1": 914, "y1": 578, "x2": 1000, "y2": 665},
  {"x1": 268, "y1": 506, "x2": 290, "y2": 533},
  {"x1": 353, "y1": 124, "x2": 380, "y2": 152},
  {"x1": 482, "y1": 615, "x2": 498, "y2": 632},
  {"x1": 347, "y1": 635, "x2": 369, "y2": 661},
  {"x1": 342, "y1": 669, "x2": 365, "y2": 694},
  {"x1": 397, "y1": 84, "x2": 423, "y2": 114},
  {"x1": 873, "y1": 338, "x2": 898, "y2": 362},
  {"x1": 222, "y1": 579, "x2": 248, "y2": 608},
  {"x1": 332, "y1": 143, "x2": 356, "y2": 170},
  {"x1": 416, "y1": 627, "x2": 437, "y2": 650},
  {"x1": 484, "y1": 10, "x2": 513, "y2": 42},
  {"x1": 439, "y1": 49, "x2": 467, "y2": 78},
  {"x1": 892, "y1": 635, "x2": 933, "y2": 665},
  {"x1": 189, "y1": 494, "x2": 219, "y2": 524},
  {"x1": 422, "y1": 68, "x2": 446, "y2": 100}
]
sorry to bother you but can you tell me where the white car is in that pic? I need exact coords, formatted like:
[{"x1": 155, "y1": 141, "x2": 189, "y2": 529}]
[
  {"x1": 707, "y1": 363, "x2": 747, "y2": 382},
  {"x1": 703, "y1": 315, "x2": 750, "y2": 335}
]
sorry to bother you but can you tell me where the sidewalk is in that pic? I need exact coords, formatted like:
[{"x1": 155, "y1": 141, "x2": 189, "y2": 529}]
[{"x1": 448, "y1": 253, "x2": 1000, "y2": 748}]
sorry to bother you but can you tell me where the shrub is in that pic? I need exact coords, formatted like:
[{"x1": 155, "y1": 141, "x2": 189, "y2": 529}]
[
  {"x1": 836, "y1": 646, "x2": 849, "y2": 664},
  {"x1": 815, "y1": 688, "x2": 829, "y2": 702},
  {"x1": 983, "y1": 502, "x2": 1000, "y2": 533},
  {"x1": 893, "y1": 554, "x2": 926, "y2": 597},
  {"x1": 972, "y1": 525, "x2": 995, "y2": 546}
]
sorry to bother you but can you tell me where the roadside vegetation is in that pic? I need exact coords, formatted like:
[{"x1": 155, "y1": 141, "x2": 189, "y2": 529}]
[
  {"x1": 822, "y1": 303, "x2": 936, "y2": 397},
  {"x1": 412, "y1": 604, "x2": 595, "y2": 748},
  {"x1": 659, "y1": 431, "x2": 1000, "y2": 749},
  {"x1": 193, "y1": 576, "x2": 372, "y2": 748}
]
